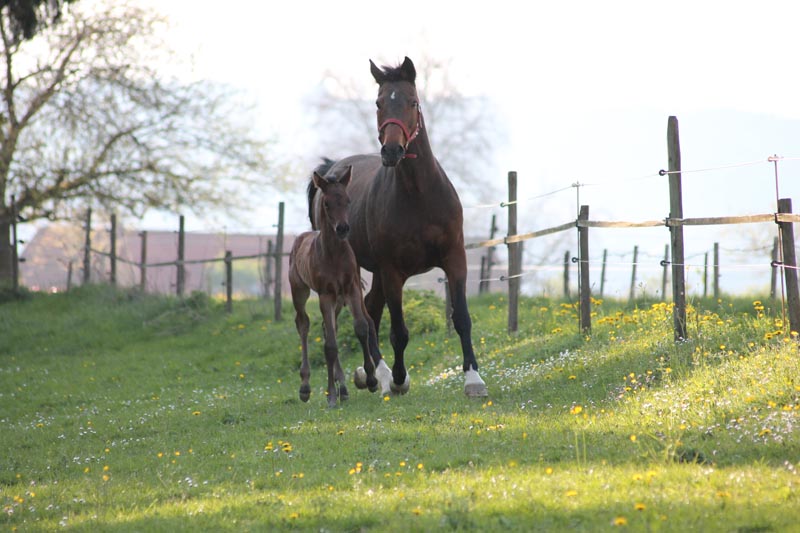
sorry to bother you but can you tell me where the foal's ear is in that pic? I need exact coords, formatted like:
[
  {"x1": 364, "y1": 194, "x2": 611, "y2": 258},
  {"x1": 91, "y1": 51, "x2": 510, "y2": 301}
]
[
  {"x1": 339, "y1": 166, "x2": 352, "y2": 187},
  {"x1": 400, "y1": 56, "x2": 416, "y2": 83},
  {"x1": 312, "y1": 170, "x2": 326, "y2": 190},
  {"x1": 369, "y1": 59, "x2": 384, "y2": 84}
]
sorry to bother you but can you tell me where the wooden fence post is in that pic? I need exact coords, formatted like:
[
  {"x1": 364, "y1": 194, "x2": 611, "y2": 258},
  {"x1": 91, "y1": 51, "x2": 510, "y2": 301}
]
[
  {"x1": 274, "y1": 202, "x2": 285, "y2": 321},
  {"x1": 563, "y1": 251, "x2": 570, "y2": 299},
  {"x1": 771, "y1": 237, "x2": 779, "y2": 300},
  {"x1": 661, "y1": 244, "x2": 669, "y2": 299},
  {"x1": 264, "y1": 239, "x2": 273, "y2": 300},
  {"x1": 507, "y1": 171, "x2": 519, "y2": 333},
  {"x1": 600, "y1": 249, "x2": 608, "y2": 298},
  {"x1": 629, "y1": 245, "x2": 639, "y2": 303},
  {"x1": 110, "y1": 214, "x2": 117, "y2": 286},
  {"x1": 225, "y1": 250, "x2": 233, "y2": 314},
  {"x1": 479, "y1": 256, "x2": 487, "y2": 294},
  {"x1": 713, "y1": 242, "x2": 720, "y2": 299},
  {"x1": 83, "y1": 208, "x2": 92, "y2": 285},
  {"x1": 140, "y1": 231, "x2": 147, "y2": 292},
  {"x1": 703, "y1": 252, "x2": 709, "y2": 298},
  {"x1": 10, "y1": 195, "x2": 18, "y2": 293},
  {"x1": 444, "y1": 278, "x2": 453, "y2": 334},
  {"x1": 667, "y1": 116, "x2": 687, "y2": 340},
  {"x1": 177, "y1": 215, "x2": 185, "y2": 297},
  {"x1": 578, "y1": 205, "x2": 591, "y2": 334},
  {"x1": 778, "y1": 198, "x2": 800, "y2": 335},
  {"x1": 482, "y1": 214, "x2": 498, "y2": 294}
]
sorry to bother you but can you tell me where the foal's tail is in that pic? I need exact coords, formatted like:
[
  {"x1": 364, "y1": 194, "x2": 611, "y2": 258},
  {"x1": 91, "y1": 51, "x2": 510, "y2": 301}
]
[{"x1": 307, "y1": 157, "x2": 337, "y2": 229}]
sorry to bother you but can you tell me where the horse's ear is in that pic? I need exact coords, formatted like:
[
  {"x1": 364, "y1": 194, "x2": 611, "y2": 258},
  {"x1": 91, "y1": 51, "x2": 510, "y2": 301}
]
[
  {"x1": 312, "y1": 171, "x2": 326, "y2": 190},
  {"x1": 369, "y1": 59, "x2": 384, "y2": 84},
  {"x1": 401, "y1": 56, "x2": 416, "y2": 83},
  {"x1": 339, "y1": 166, "x2": 352, "y2": 187}
]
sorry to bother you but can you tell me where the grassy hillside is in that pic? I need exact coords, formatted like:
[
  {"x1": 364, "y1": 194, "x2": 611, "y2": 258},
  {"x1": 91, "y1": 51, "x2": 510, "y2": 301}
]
[{"x1": 1, "y1": 286, "x2": 798, "y2": 531}]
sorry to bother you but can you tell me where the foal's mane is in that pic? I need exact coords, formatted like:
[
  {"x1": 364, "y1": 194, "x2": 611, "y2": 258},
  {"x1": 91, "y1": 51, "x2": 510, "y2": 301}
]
[{"x1": 306, "y1": 157, "x2": 337, "y2": 227}]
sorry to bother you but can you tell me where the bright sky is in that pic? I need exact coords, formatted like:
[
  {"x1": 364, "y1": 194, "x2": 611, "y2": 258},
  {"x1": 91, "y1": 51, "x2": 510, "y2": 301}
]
[{"x1": 141, "y1": 0, "x2": 800, "y2": 295}]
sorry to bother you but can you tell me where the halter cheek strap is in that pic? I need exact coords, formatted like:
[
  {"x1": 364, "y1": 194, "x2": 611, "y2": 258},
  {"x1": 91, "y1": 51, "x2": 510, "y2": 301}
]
[{"x1": 378, "y1": 110, "x2": 422, "y2": 159}]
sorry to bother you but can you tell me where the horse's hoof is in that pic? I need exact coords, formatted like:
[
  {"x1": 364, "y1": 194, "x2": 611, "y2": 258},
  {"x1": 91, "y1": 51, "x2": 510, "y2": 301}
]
[
  {"x1": 299, "y1": 385, "x2": 311, "y2": 402},
  {"x1": 390, "y1": 373, "x2": 410, "y2": 395},
  {"x1": 339, "y1": 385, "x2": 349, "y2": 401},
  {"x1": 367, "y1": 375, "x2": 379, "y2": 393},
  {"x1": 464, "y1": 368, "x2": 488, "y2": 398},
  {"x1": 353, "y1": 367, "x2": 368, "y2": 389}
]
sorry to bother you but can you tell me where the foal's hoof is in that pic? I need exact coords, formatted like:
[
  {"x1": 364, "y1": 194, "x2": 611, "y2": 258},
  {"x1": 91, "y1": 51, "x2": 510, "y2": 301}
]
[
  {"x1": 339, "y1": 384, "x2": 350, "y2": 402},
  {"x1": 353, "y1": 367, "x2": 368, "y2": 389},
  {"x1": 464, "y1": 368, "x2": 488, "y2": 398},
  {"x1": 390, "y1": 373, "x2": 410, "y2": 395},
  {"x1": 376, "y1": 360, "x2": 393, "y2": 396},
  {"x1": 299, "y1": 384, "x2": 311, "y2": 403}
]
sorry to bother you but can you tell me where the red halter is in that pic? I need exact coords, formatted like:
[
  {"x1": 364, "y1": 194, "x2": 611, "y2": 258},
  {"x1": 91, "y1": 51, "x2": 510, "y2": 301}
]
[{"x1": 378, "y1": 110, "x2": 421, "y2": 159}]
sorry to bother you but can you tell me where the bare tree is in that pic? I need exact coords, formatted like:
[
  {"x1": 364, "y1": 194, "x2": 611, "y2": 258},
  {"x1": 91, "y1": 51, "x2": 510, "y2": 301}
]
[
  {"x1": 308, "y1": 55, "x2": 504, "y2": 210},
  {"x1": 0, "y1": 1, "x2": 282, "y2": 285},
  {"x1": 1, "y1": 0, "x2": 76, "y2": 42}
]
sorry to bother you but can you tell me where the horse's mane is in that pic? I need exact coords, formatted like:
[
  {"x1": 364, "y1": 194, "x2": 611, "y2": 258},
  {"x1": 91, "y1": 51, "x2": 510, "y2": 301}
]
[
  {"x1": 378, "y1": 63, "x2": 416, "y2": 84},
  {"x1": 307, "y1": 157, "x2": 337, "y2": 228}
]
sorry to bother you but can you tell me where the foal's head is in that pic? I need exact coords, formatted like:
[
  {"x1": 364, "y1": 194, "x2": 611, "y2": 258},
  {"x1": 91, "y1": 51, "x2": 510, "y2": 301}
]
[
  {"x1": 370, "y1": 56, "x2": 421, "y2": 167},
  {"x1": 312, "y1": 166, "x2": 352, "y2": 240}
]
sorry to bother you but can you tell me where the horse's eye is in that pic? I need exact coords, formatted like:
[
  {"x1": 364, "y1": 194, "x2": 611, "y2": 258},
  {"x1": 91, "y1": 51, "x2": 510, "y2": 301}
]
[{"x1": 412, "y1": 100, "x2": 419, "y2": 108}]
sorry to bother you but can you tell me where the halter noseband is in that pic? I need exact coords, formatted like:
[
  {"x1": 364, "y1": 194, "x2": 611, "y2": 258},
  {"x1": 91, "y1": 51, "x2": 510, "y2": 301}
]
[{"x1": 378, "y1": 109, "x2": 421, "y2": 159}]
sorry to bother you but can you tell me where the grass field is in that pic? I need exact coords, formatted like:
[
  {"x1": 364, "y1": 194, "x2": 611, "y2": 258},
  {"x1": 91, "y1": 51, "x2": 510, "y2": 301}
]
[{"x1": 1, "y1": 285, "x2": 799, "y2": 531}]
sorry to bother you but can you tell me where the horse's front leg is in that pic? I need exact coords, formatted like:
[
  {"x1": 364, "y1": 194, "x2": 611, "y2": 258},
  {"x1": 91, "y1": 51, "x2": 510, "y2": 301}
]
[
  {"x1": 346, "y1": 289, "x2": 379, "y2": 393},
  {"x1": 319, "y1": 294, "x2": 346, "y2": 407},
  {"x1": 364, "y1": 273, "x2": 393, "y2": 395},
  {"x1": 382, "y1": 270, "x2": 410, "y2": 395},
  {"x1": 444, "y1": 255, "x2": 489, "y2": 398}
]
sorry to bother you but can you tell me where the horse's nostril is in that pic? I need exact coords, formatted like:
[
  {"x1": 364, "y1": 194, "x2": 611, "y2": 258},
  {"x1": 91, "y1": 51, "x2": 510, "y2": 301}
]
[{"x1": 336, "y1": 224, "x2": 350, "y2": 238}]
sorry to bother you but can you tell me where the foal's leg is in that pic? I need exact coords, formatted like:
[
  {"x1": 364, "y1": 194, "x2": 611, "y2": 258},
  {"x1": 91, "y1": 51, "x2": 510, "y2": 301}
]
[
  {"x1": 319, "y1": 294, "x2": 346, "y2": 407},
  {"x1": 443, "y1": 252, "x2": 488, "y2": 397},
  {"x1": 290, "y1": 280, "x2": 312, "y2": 402},
  {"x1": 381, "y1": 269, "x2": 411, "y2": 395}
]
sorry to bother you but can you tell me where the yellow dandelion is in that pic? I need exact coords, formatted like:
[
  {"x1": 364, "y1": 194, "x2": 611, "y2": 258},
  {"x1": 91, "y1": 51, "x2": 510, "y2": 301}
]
[
  {"x1": 612, "y1": 516, "x2": 628, "y2": 526},
  {"x1": 192, "y1": 411, "x2": 201, "y2": 416},
  {"x1": 102, "y1": 474, "x2": 110, "y2": 482},
  {"x1": 384, "y1": 395, "x2": 391, "y2": 402},
  {"x1": 634, "y1": 503, "x2": 646, "y2": 511},
  {"x1": 545, "y1": 467, "x2": 554, "y2": 475},
  {"x1": 630, "y1": 434, "x2": 637, "y2": 442},
  {"x1": 565, "y1": 489, "x2": 578, "y2": 497},
  {"x1": 570, "y1": 405, "x2": 583, "y2": 415},
  {"x1": 417, "y1": 463, "x2": 424, "y2": 470},
  {"x1": 412, "y1": 507, "x2": 423, "y2": 515}
]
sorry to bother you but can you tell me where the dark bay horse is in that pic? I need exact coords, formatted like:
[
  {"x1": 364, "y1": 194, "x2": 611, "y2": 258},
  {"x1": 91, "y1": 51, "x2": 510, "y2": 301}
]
[
  {"x1": 309, "y1": 57, "x2": 488, "y2": 398},
  {"x1": 290, "y1": 164, "x2": 378, "y2": 407}
]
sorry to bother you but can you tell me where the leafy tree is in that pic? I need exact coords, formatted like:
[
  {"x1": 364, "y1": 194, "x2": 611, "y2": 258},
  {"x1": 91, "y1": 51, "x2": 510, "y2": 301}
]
[{"x1": 0, "y1": 1, "x2": 282, "y2": 285}]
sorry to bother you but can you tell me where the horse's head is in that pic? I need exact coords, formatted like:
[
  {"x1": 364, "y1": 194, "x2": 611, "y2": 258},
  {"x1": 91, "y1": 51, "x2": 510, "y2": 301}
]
[
  {"x1": 312, "y1": 165, "x2": 352, "y2": 239},
  {"x1": 370, "y1": 56, "x2": 421, "y2": 167}
]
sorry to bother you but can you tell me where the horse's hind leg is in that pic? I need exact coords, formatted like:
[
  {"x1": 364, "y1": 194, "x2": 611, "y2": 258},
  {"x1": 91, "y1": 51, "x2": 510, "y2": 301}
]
[{"x1": 291, "y1": 279, "x2": 312, "y2": 402}]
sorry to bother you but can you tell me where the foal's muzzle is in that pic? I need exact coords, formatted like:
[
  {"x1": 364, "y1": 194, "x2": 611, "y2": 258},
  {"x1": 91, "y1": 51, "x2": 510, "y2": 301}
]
[{"x1": 336, "y1": 223, "x2": 350, "y2": 239}]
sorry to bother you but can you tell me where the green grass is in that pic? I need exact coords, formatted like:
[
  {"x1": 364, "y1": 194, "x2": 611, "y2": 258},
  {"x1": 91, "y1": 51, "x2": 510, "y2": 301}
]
[{"x1": 1, "y1": 286, "x2": 799, "y2": 531}]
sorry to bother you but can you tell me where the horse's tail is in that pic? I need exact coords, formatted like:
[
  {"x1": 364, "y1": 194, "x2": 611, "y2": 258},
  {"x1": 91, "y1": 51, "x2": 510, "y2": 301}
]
[{"x1": 307, "y1": 157, "x2": 337, "y2": 229}]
